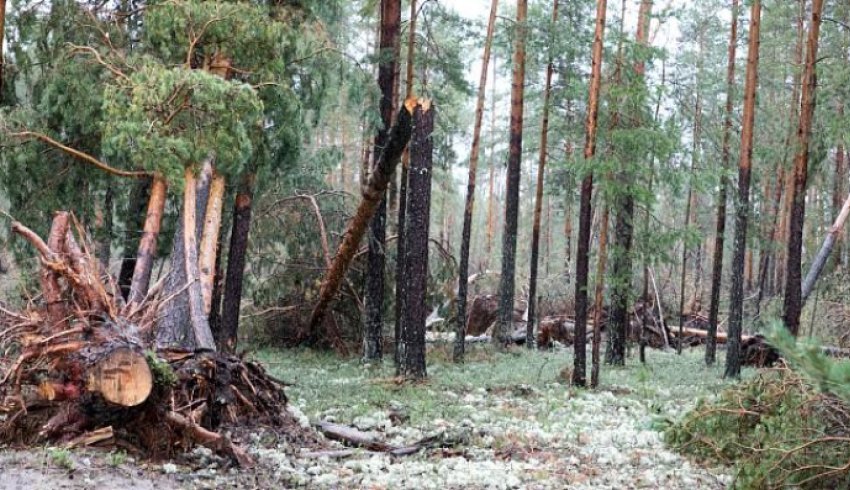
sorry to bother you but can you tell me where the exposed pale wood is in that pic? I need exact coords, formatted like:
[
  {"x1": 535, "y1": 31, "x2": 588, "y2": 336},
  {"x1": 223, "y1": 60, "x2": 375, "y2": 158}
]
[
  {"x1": 86, "y1": 348, "x2": 153, "y2": 407},
  {"x1": 200, "y1": 173, "x2": 226, "y2": 315},
  {"x1": 66, "y1": 426, "x2": 114, "y2": 448},
  {"x1": 128, "y1": 176, "x2": 167, "y2": 305}
]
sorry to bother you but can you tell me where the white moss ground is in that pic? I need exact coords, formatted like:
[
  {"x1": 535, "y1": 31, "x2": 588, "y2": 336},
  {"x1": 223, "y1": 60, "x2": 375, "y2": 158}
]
[{"x1": 249, "y1": 345, "x2": 750, "y2": 489}]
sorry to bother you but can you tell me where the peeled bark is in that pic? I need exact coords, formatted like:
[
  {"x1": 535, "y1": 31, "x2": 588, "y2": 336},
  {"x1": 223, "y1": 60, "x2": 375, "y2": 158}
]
[
  {"x1": 456, "y1": 0, "x2": 499, "y2": 362},
  {"x1": 783, "y1": 0, "x2": 824, "y2": 336},
  {"x1": 726, "y1": 0, "x2": 761, "y2": 379},
  {"x1": 364, "y1": 0, "x2": 402, "y2": 361},
  {"x1": 200, "y1": 173, "x2": 226, "y2": 315},
  {"x1": 157, "y1": 162, "x2": 216, "y2": 351},
  {"x1": 527, "y1": 0, "x2": 558, "y2": 349},
  {"x1": 219, "y1": 173, "x2": 255, "y2": 353},
  {"x1": 494, "y1": 0, "x2": 528, "y2": 348},
  {"x1": 309, "y1": 100, "x2": 418, "y2": 337},
  {"x1": 127, "y1": 176, "x2": 167, "y2": 306},
  {"x1": 398, "y1": 103, "x2": 434, "y2": 380},
  {"x1": 572, "y1": 0, "x2": 608, "y2": 387}
]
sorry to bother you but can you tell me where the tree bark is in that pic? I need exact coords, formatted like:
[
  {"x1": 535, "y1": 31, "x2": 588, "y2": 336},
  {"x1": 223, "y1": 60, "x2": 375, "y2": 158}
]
[
  {"x1": 455, "y1": 0, "x2": 499, "y2": 362},
  {"x1": 606, "y1": 0, "x2": 651, "y2": 366},
  {"x1": 775, "y1": 0, "x2": 806, "y2": 298},
  {"x1": 219, "y1": 173, "x2": 255, "y2": 353},
  {"x1": 127, "y1": 176, "x2": 167, "y2": 306},
  {"x1": 590, "y1": 206, "x2": 609, "y2": 388},
  {"x1": 782, "y1": 0, "x2": 824, "y2": 337},
  {"x1": 725, "y1": 0, "x2": 761, "y2": 379},
  {"x1": 679, "y1": 56, "x2": 701, "y2": 354},
  {"x1": 486, "y1": 53, "x2": 498, "y2": 263},
  {"x1": 527, "y1": 0, "x2": 558, "y2": 349},
  {"x1": 364, "y1": 0, "x2": 402, "y2": 362},
  {"x1": 395, "y1": 0, "x2": 417, "y2": 367},
  {"x1": 157, "y1": 162, "x2": 216, "y2": 351},
  {"x1": 309, "y1": 100, "x2": 418, "y2": 336},
  {"x1": 802, "y1": 191, "x2": 850, "y2": 302},
  {"x1": 398, "y1": 103, "x2": 434, "y2": 380},
  {"x1": 0, "y1": 0, "x2": 6, "y2": 100},
  {"x1": 494, "y1": 0, "x2": 528, "y2": 347},
  {"x1": 572, "y1": 0, "x2": 608, "y2": 387}
]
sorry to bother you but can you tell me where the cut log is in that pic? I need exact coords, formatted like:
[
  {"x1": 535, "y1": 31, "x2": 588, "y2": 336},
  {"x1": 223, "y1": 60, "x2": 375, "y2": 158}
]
[{"x1": 85, "y1": 348, "x2": 153, "y2": 407}]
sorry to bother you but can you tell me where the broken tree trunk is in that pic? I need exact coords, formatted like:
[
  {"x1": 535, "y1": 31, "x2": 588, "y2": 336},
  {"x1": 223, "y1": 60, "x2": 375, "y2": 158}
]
[
  {"x1": 156, "y1": 162, "x2": 216, "y2": 351},
  {"x1": 801, "y1": 191, "x2": 850, "y2": 302},
  {"x1": 308, "y1": 99, "x2": 419, "y2": 338},
  {"x1": 398, "y1": 102, "x2": 434, "y2": 380},
  {"x1": 127, "y1": 176, "x2": 167, "y2": 306}
]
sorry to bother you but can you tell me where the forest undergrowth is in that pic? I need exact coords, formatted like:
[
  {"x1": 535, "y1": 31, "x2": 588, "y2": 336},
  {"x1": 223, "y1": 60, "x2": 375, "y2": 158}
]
[{"x1": 243, "y1": 345, "x2": 742, "y2": 489}]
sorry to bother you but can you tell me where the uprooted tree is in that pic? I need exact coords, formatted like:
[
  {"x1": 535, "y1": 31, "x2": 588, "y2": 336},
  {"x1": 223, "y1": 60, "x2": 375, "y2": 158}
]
[{"x1": 0, "y1": 0, "x2": 339, "y2": 463}]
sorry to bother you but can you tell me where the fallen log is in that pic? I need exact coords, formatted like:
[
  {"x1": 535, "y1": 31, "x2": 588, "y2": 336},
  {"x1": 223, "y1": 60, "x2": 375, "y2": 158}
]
[
  {"x1": 668, "y1": 326, "x2": 850, "y2": 359},
  {"x1": 315, "y1": 421, "x2": 462, "y2": 457}
]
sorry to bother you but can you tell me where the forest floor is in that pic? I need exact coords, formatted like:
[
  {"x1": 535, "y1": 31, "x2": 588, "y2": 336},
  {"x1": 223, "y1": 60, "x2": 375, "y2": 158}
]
[{"x1": 0, "y1": 344, "x2": 750, "y2": 489}]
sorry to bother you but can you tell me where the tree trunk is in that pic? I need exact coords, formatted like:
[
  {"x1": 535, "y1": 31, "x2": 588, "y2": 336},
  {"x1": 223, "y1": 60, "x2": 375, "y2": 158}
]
[
  {"x1": 157, "y1": 162, "x2": 216, "y2": 351},
  {"x1": 309, "y1": 100, "x2": 418, "y2": 336},
  {"x1": 118, "y1": 180, "x2": 152, "y2": 300},
  {"x1": 398, "y1": 103, "x2": 434, "y2": 380},
  {"x1": 679, "y1": 81, "x2": 701, "y2": 354},
  {"x1": 572, "y1": 0, "x2": 608, "y2": 387},
  {"x1": 219, "y1": 173, "x2": 255, "y2": 353},
  {"x1": 364, "y1": 0, "x2": 402, "y2": 362},
  {"x1": 527, "y1": 0, "x2": 558, "y2": 349},
  {"x1": 755, "y1": 165, "x2": 785, "y2": 315},
  {"x1": 590, "y1": 206, "x2": 609, "y2": 388},
  {"x1": 775, "y1": 0, "x2": 806, "y2": 298},
  {"x1": 606, "y1": 0, "x2": 650, "y2": 366},
  {"x1": 395, "y1": 0, "x2": 417, "y2": 367},
  {"x1": 782, "y1": 0, "x2": 824, "y2": 337},
  {"x1": 0, "y1": 0, "x2": 5, "y2": 100},
  {"x1": 833, "y1": 141, "x2": 846, "y2": 268},
  {"x1": 802, "y1": 192, "x2": 850, "y2": 302},
  {"x1": 725, "y1": 0, "x2": 761, "y2": 379},
  {"x1": 455, "y1": 0, "x2": 499, "y2": 362},
  {"x1": 127, "y1": 176, "x2": 167, "y2": 306},
  {"x1": 494, "y1": 0, "x2": 528, "y2": 347},
  {"x1": 486, "y1": 52, "x2": 498, "y2": 263},
  {"x1": 199, "y1": 173, "x2": 226, "y2": 316}
]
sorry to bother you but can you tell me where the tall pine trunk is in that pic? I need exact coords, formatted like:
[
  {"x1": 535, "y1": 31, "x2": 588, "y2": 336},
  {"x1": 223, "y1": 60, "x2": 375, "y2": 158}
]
[
  {"x1": 219, "y1": 173, "x2": 256, "y2": 353},
  {"x1": 398, "y1": 103, "x2": 434, "y2": 380},
  {"x1": 572, "y1": 0, "x2": 608, "y2": 387},
  {"x1": 783, "y1": 0, "x2": 824, "y2": 336},
  {"x1": 118, "y1": 179, "x2": 152, "y2": 300},
  {"x1": 455, "y1": 0, "x2": 499, "y2": 362},
  {"x1": 364, "y1": 0, "x2": 401, "y2": 361},
  {"x1": 494, "y1": 0, "x2": 528, "y2": 347},
  {"x1": 0, "y1": 0, "x2": 5, "y2": 100},
  {"x1": 725, "y1": 0, "x2": 761, "y2": 379},
  {"x1": 527, "y1": 0, "x2": 558, "y2": 348}
]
